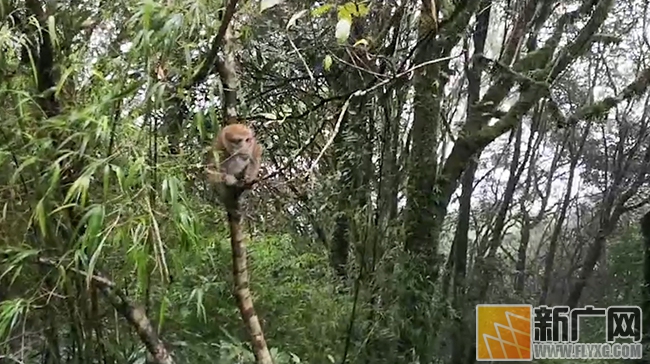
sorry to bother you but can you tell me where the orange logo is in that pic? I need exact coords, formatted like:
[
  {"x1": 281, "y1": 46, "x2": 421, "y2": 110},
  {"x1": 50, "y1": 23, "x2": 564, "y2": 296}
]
[{"x1": 476, "y1": 304, "x2": 533, "y2": 361}]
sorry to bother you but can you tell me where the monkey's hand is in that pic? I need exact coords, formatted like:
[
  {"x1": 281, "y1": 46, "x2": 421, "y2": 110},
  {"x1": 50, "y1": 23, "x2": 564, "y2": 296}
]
[
  {"x1": 206, "y1": 168, "x2": 222, "y2": 184},
  {"x1": 243, "y1": 175, "x2": 259, "y2": 185},
  {"x1": 223, "y1": 174, "x2": 239, "y2": 186}
]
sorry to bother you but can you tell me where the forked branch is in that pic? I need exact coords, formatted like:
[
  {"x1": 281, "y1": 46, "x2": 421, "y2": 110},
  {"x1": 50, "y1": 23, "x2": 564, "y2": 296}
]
[{"x1": 36, "y1": 257, "x2": 175, "y2": 364}]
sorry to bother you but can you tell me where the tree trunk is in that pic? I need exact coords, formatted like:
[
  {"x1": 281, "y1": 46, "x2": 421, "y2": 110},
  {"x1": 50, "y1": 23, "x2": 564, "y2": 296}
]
[
  {"x1": 400, "y1": 13, "x2": 447, "y2": 361},
  {"x1": 539, "y1": 124, "x2": 591, "y2": 305},
  {"x1": 449, "y1": 2, "x2": 491, "y2": 362},
  {"x1": 639, "y1": 212, "x2": 650, "y2": 361}
]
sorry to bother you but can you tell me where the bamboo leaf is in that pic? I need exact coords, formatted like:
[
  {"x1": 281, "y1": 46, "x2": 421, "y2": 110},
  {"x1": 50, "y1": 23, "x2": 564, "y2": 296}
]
[
  {"x1": 47, "y1": 16, "x2": 57, "y2": 47},
  {"x1": 260, "y1": 0, "x2": 283, "y2": 12},
  {"x1": 286, "y1": 10, "x2": 307, "y2": 30},
  {"x1": 35, "y1": 199, "x2": 47, "y2": 237}
]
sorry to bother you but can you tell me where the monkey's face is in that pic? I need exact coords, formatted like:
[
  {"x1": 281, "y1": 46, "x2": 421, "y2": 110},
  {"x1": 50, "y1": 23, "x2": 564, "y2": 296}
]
[{"x1": 227, "y1": 133, "x2": 254, "y2": 154}]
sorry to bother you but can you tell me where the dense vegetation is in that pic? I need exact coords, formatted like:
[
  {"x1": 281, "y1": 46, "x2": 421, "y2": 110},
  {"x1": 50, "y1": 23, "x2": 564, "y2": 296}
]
[{"x1": 2, "y1": 0, "x2": 650, "y2": 363}]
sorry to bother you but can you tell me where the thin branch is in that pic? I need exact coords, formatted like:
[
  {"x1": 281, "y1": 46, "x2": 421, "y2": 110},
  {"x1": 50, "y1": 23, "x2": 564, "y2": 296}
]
[
  {"x1": 302, "y1": 53, "x2": 463, "y2": 177},
  {"x1": 256, "y1": 54, "x2": 463, "y2": 182},
  {"x1": 564, "y1": 66, "x2": 650, "y2": 126},
  {"x1": 287, "y1": 35, "x2": 315, "y2": 83},
  {"x1": 305, "y1": 95, "x2": 352, "y2": 177},
  {"x1": 259, "y1": 116, "x2": 329, "y2": 181},
  {"x1": 36, "y1": 257, "x2": 175, "y2": 364},
  {"x1": 186, "y1": 0, "x2": 239, "y2": 88}
]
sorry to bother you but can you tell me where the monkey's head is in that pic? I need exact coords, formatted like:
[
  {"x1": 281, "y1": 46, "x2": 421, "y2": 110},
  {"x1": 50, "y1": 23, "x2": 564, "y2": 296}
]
[{"x1": 221, "y1": 123, "x2": 256, "y2": 154}]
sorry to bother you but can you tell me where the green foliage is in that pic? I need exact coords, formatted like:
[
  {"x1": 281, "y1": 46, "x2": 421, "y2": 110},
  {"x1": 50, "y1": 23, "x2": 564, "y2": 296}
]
[
  {"x1": 310, "y1": 4, "x2": 334, "y2": 18},
  {"x1": 0, "y1": 0, "x2": 648, "y2": 363},
  {"x1": 604, "y1": 225, "x2": 644, "y2": 306},
  {"x1": 323, "y1": 54, "x2": 333, "y2": 71},
  {"x1": 137, "y1": 232, "x2": 351, "y2": 363},
  {"x1": 336, "y1": 2, "x2": 370, "y2": 21},
  {"x1": 307, "y1": 2, "x2": 370, "y2": 43}
]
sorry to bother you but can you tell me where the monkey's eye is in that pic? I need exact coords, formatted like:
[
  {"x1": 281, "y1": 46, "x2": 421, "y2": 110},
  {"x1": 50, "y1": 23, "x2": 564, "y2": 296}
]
[{"x1": 245, "y1": 138, "x2": 251, "y2": 142}]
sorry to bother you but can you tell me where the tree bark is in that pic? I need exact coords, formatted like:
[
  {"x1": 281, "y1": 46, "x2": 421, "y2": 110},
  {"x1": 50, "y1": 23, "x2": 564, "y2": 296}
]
[
  {"x1": 639, "y1": 211, "x2": 650, "y2": 360},
  {"x1": 449, "y1": 2, "x2": 491, "y2": 362},
  {"x1": 539, "y1": 123, "x2": 591, "y2": 305},
  {"x1": 207, "y1": 4, "x2": 273, "y2": 361}
]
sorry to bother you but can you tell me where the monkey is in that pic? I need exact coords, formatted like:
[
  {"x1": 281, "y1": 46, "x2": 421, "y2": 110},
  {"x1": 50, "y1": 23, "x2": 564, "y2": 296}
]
[{"x1": 206, "y1": 123, "x2": 263, "y2": 189}]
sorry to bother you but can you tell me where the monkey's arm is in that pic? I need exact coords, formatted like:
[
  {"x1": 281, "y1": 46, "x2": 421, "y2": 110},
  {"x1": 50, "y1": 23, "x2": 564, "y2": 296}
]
[
  {"x1": 223, "y1": 174, "x2": 239, "y2": 186},
  {"x1": 243, "y1": 143, "x2": 262, "y2": 184},
  {"x1": 220, "y1": 156, "x2": 249, "y2": 186}
]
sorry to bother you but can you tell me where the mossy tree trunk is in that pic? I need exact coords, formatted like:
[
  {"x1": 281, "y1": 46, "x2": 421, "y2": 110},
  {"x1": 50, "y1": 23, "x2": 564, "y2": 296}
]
[
  {"x1": 401, "y1": 0, "x2": 625, "y2": 360},
  {"x1": 400, "y1": 1, "x2": 482, "y2": 360},
  {"x1": 448, "y1": 2, "x2": 491, "y2": 361}
]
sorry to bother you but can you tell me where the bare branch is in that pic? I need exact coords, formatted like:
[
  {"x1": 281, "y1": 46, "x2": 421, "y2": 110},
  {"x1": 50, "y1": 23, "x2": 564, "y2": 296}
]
[
  {"x1": 36, "y1": 258, "x2": 175, "y2": 364},
  {"x1": 186, "y1": 0, "x2": 239, "y2": 88},
  {"x1": 301, "y1": 54, "x2": 463, "y2": 178},
  {"x1": 563, "y1": 66, "x2": 650, "y2": 126}
]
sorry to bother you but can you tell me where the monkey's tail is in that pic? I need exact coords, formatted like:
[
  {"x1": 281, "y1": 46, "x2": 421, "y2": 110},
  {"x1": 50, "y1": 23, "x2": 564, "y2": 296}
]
[{"x1": 225, "y1": 189, "x2": 273, "y2": 364}]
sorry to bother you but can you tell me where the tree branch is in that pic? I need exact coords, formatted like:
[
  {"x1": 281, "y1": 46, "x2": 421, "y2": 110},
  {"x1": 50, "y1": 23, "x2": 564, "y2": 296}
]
[
  {"x1": 36, "y1": 257, "x2": 175, "y2": 364},
  {"x1": 563, "y1": 66, "x2": 650, "y2": 126},
  {"x1": 186, "y1": 0, "x2": 239, "y2": 89}
]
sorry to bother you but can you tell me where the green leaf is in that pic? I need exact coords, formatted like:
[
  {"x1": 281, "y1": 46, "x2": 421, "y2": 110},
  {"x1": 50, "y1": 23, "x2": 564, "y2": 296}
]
[
  {"x1": 337, "y1": 2, "x2": 355, "y2": 20},
  {"x1": 55, "y1": 67, "x2": 74, "y2": 97},
  {"x1": 286, "y1": 9, "x2": 307, "y2": 30},
  {"x1": 323, "y1": 55, "x2": 333, "y2": 71},
  {"x1": 87, "y1": 209, "x2": 108, "y2": 290},
  {"x1": 158, "y1": 296, "x2": 169, "y2": 333},
  {"x1": 47, "y1": 16, "x2": 57, "y2": 48},
  {"x1": 50, "y1": 203, "x2": 77, "y2": 215},
  {"x1": 168, "y1": 177, "x2": 179, "y2": 205},
  {"x1": 357, "y1": 2, "x2": 370, "y2": 17},
  {"x1": 35, "y1": 199, "x2": 47, "y2": 237},
  {"x1": 259, "y1": 112, "x2": 277, "y2": 120},
  {"x1": 10, "y1": 156, "x2": 37, "y2": 185},
  {"x1": 260, "y1": 0, "x2": 283, "y2": 12},
  {"x1": 353, "y1": 39, "x2": 369, "y2": 47},
  {"x1": 48, "y1": 163, "x2": 61, "y2": 194},
  {"x1": 64, "y1": 174, "x2": 91, "y2": 205},
  {"x1": 195, "y1": 112, "x2": 206, "y2": 139},
  {"x1": 85, "y1": 205, "x2": 105, "y2": 240},
  {"x1": 196, "y1": 288, "x2": 205, "y2": 319},
  {"x1": 125, "y1": 157, "x2": 144, "y2": 188},
  {"x1": 162, "y1": 178, "x2": 169, "y2": 201},
  {"x1": 112, "y1": 165, "x2": 125, "y2": 192},
  {"x1": 311, "y1": 4, "x2": 333, "y2": 17},
  {"x1": 335, "y1": 18, "x2": 351, "y2": 44},
  {"x1": 103, "y1": 165, "x2": 110, "y2": 199}
]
